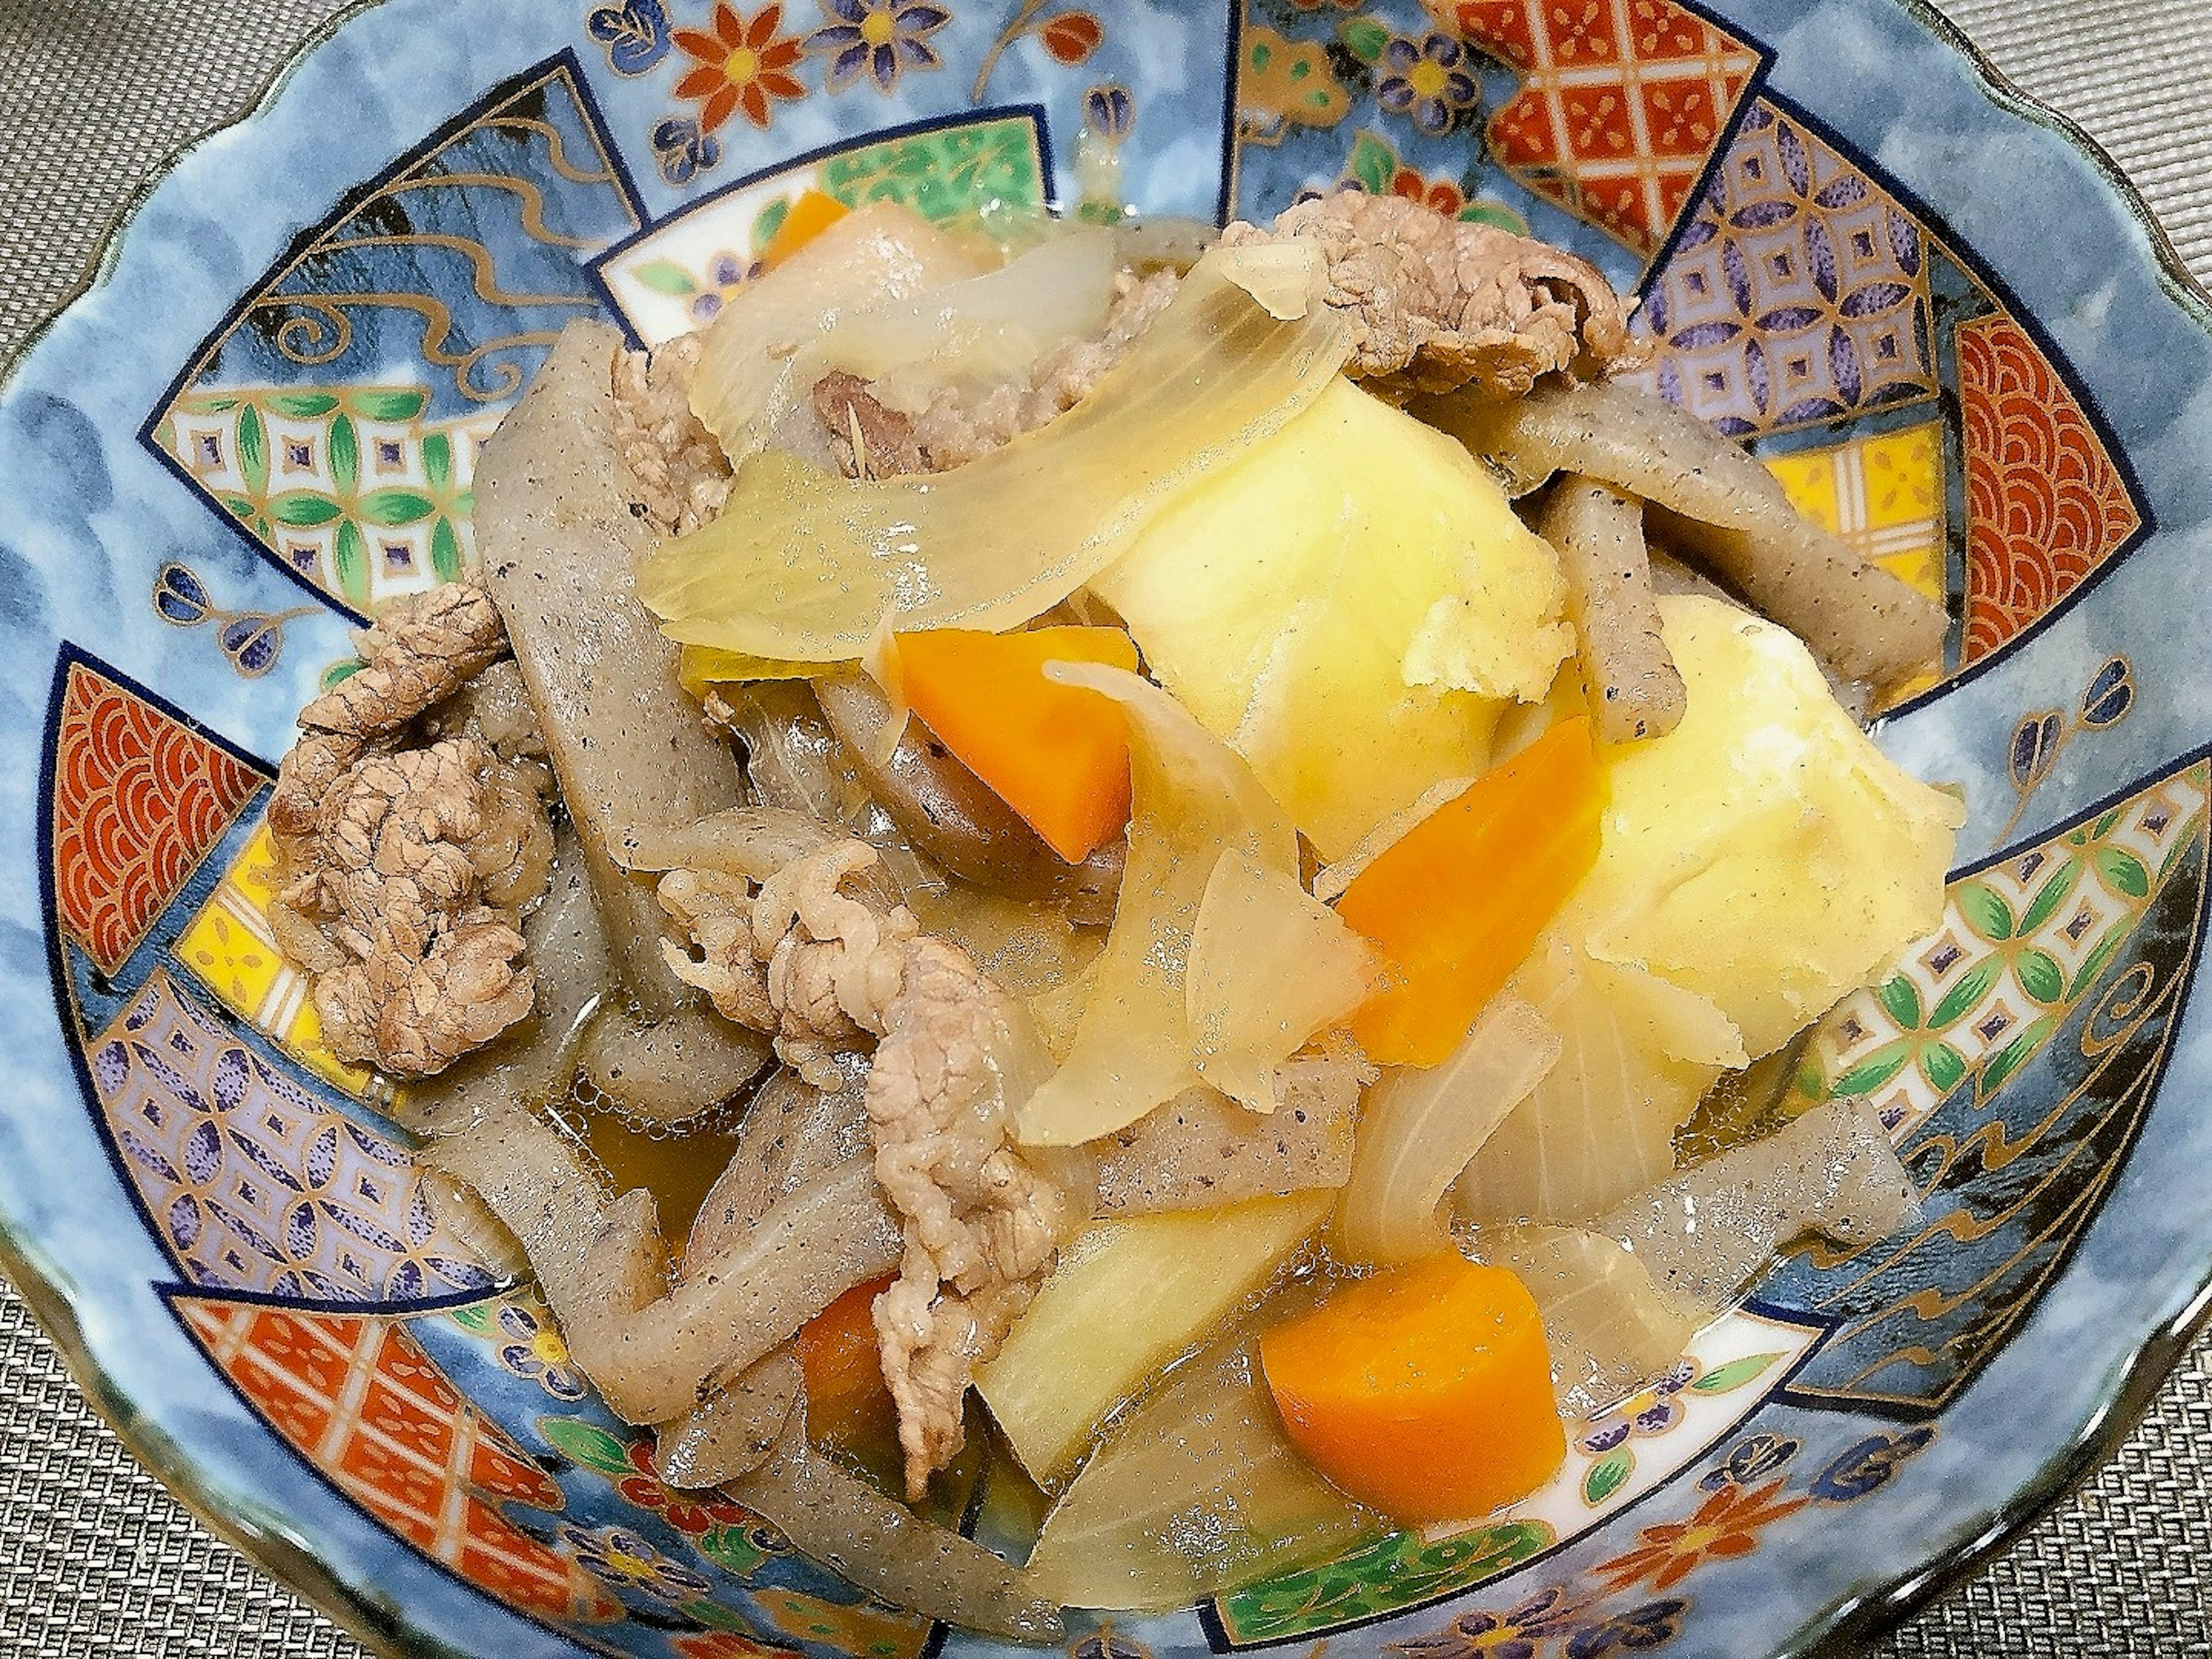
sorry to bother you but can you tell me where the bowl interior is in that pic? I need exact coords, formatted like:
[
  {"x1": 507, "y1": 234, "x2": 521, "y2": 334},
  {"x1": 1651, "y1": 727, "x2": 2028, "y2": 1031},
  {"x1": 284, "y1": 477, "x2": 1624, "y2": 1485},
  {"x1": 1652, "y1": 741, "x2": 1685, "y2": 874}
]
[{"x1": 7, "y1": 2, "x2": 2212, "y2": 1657}]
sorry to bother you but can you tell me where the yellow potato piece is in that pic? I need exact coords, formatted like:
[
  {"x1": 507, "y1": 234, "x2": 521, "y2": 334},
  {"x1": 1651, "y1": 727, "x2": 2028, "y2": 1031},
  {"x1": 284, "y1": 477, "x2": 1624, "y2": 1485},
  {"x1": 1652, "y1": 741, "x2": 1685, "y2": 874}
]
[
  {"x1": 975, "y1": 1193, "x2": 1332, "y2": 1484},
  {"x1": 1092, "y1": 378, "x2": 1570, "y2": 858},
  {"x1": 1563, "y1": 594, "x2": 1964, "y2": 1057}
]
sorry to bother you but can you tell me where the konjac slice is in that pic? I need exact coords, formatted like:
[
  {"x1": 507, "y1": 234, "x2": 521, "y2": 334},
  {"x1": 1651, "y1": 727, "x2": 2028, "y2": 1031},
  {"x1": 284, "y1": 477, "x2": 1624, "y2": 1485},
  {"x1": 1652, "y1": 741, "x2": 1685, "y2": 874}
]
[
  {"x1": 896, "y1": 626, "x2": 1139, "y2": 862},
  {"x1": 1336, "y1": 718, "x2": 1605, "y2": 1067},
  {"x1": 1259, "y1": 1254, "x2": 1565, "y2": 1524}
]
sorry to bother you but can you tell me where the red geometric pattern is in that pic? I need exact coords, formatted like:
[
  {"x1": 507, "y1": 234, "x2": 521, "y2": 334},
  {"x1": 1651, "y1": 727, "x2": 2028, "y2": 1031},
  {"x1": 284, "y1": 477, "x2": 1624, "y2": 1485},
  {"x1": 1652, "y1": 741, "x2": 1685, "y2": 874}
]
[
  {"x1": 1957, "y1": 312, "x2": 2142, "y2": 663},
  {"x1": 173, "y1": 1297, "x2": 618, "y2": 1624},
  {"x1": 1431, "y1": 0, "x2": 1762, "y2": 257},
  {"x1": 51, "y1": 664, "x2": 262, "y2": 973}
]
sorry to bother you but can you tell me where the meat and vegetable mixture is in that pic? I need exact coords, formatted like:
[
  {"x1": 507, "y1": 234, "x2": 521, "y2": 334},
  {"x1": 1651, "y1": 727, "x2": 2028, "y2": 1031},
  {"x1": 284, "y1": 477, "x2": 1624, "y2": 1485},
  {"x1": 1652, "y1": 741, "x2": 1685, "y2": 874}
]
[{"x1": 268, "y1": 190, "x2": 1962, "y2": 1635}]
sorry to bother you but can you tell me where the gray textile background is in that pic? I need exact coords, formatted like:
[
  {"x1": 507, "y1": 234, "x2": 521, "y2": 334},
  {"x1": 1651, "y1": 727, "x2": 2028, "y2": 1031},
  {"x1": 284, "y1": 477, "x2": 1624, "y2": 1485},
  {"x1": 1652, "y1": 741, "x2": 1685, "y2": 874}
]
[{"x1": 1, "y1": 0, "x2": 2210, "y2": 1652}]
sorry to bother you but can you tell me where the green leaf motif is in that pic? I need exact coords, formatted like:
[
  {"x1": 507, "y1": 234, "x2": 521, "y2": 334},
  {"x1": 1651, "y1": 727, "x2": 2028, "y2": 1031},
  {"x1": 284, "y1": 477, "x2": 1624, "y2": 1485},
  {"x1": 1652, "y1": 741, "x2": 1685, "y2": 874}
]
[
  {"x1": 431, "y1": 517, "x2": 463, "y2": 583},
  {"x1": 2092, "y1": 806, "x2": 2124, "y2": 840},
  {"x1": 633, "y1": 258, "x2": 700, "y2": 297},
  {"x1": 422, "y1": 431, "x2": 453, "y2": 493},
  {"x1": 2017, "y1": 858, "x2": 2084, "y2": 937},
  {"x1": 697, "y1": 1525, "x2": 768, "y2": 1580},
  {"x1": 1690, "y1": 1351, "x2": 1783, "y2": 1395},
  {"x1": 328, "y1": 415, "x2": 359, "y2": 498},
  {"x1": 1979, "y1": 1014, "x2": 2057, "y2": 1097},
  {"x1": 1875, "y1": 975, "x2": 1923, "y2": 1029},
  {"x1": 333, "y1": 522, "x2": 370, "y2": 607},
  {"x1": 218, "y1": 494, "x2": 256, "y2": 521},
  {"x1": 1582, "y1": 1446, "x2": 1633, "y2": 1506},
  {"x1": 320, "y1": 658, "x2": 364, "y2": 690},
  {"x1": 1830, "y1": 1039, "x2": 1911, "y2": 1099},
  {"x1": 823, "y1": 118, "x2": 1044, "y2": 226},
  {"x1": 268, "y1": 491, "x2": 341, "y2": 528},
  {"x1": 2015, "y1": 947, "x2": 2066, "y2": 1006},
  {"x1": 266, "y1": 392, "x2": 340, "y2": 418},
  {"x1": 1213, "y1": 1520, "x2": 1554, "y2": 1643},
  {"x1": 1345, "y1": 129, "x2": 1399, "y2": 197},
  {"x1": 446, "y1": 1300, "x2": 498, "y2": 1335},
  {"x1": 539, "y1": 1414, "x2": 639, "y2": 1478},
  {"x1": 237, "y1": 406, "x2": 268, "y2": 497},
  {"x1": 752, "y1": 196, "x2": 793, "y2": 255},
  {"x1": 352, "y1": 388, "x2": 428, "y2": 422},
  {"x1": 2067, "y1": 933, "x2": 2124, "y2": 1002},
  {"x1": 1956, "y1": 880, "x2": 2015, "y2": 941},
  {"x1": 1927, "y1": 957, "x2": 2002, "y2": 1032},
  {"x1": 1921, "y1": 1040, "x2": 1968, "y2": 1094},
  {"x1": 1339, "y1": 16, "x2": 1390, "y2": 62},
  {"x1": 1456, "y1": 200, "x2": 1530, "y2": 235},
  {"x1": 357, "y1": 488, "x2": 436, "y2": 527},
  {"x1": 2094, "y1": 846, "x2": 2150, "y2": 898}
]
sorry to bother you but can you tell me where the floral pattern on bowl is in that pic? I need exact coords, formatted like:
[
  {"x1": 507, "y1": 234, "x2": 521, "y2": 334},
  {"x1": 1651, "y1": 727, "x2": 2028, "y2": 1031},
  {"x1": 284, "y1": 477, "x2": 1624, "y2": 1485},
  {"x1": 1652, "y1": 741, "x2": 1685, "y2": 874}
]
[{"x1": 4, "y1": 1, "x2": 2211, "y2": 1656}]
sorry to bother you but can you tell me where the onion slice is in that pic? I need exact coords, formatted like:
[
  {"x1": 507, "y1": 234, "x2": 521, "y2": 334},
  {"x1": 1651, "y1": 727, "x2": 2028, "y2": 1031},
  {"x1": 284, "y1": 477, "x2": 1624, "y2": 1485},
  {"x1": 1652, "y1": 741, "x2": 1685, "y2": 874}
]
[
  {"x1": 1333, "y1": 994, "x2": 1560, "y2": 1266},
  {"x1": 1187, "y1": 849, "x2": 1376, "y2": 1112},
  {"x1": 1016, "y1": 665, "x2": 1297, "y2": 1146},
  {"x1": 640, "y1": 244, "x2": 1351, "y2": 660}
]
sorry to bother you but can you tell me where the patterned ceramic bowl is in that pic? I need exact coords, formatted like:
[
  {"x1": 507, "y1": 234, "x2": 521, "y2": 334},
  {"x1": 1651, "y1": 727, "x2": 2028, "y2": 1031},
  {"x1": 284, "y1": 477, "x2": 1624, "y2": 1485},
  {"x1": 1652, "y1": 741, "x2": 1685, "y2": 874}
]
[{"x1": 3, "y1": 1, "x2": 2208, "y2": 1654}]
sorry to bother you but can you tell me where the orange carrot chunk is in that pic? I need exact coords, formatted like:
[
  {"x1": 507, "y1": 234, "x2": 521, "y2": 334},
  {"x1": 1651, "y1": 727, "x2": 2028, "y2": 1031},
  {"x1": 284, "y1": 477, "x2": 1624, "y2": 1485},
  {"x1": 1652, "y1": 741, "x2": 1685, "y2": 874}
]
[
  {"x1": 1260, "y1": 1255, "x2": 1565, "y2": 1524},
  {"x1": 797, "y1": 1274, "x2": 896, "y2": 1444},
  {"x1": 760, "y1": 190, "x2": 852, "y2": 271},
  {"x1": 1335, "y1": 717, "x2": 1605, "y2": 1067},
  {"x1": 896, "y1": 626, "x2": 1140, "y2": 863}
]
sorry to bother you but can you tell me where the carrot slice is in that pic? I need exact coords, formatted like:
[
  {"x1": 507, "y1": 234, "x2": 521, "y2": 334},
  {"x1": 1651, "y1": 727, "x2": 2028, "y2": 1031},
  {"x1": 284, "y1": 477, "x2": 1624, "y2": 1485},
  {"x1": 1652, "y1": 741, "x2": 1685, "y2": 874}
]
[
  {"x1": 1260, "y1": 1255, "x2": 1564, "y2": 1523},
  {"x1": 797, "y1": 1274, "x2": 896, "y2": 1443},
  {"x1": 1335, "y1": 718, "x2": 1605, "y2": 1067},
  {"x1": 896, "y1": 626, "x2": 1140, "y2": 862},
  {"x1": 760, "y1": 190, "x2": 852, "y2": 271}
]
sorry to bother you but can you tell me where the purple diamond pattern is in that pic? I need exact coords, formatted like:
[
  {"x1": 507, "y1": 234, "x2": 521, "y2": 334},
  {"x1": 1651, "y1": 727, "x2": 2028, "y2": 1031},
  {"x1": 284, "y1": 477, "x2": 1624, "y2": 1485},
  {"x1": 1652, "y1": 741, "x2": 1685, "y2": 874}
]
[
  {"x1": 86, "y1": 970, "x2": 495, "y2": 1304},
  {"x1": 1629, "y1": 101, "x2": 1938, "y2": 437}
]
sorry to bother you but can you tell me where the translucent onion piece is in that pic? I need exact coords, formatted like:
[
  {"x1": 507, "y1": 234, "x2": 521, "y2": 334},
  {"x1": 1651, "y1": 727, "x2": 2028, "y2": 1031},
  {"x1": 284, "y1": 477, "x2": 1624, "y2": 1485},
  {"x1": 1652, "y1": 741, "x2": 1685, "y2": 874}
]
[
  {"x1": 1187, "y1": 849, "x2": 1375, "y2": 1112},
  {"x1": 1217, "y1": 238, "x2": 1320, "y2": 319},
  {"x1": 1016, "y1": 665, "x2": 1298, "y2": 1146},
  {"x1": 1092, "y1": 1058, "x2": 1363, "y2": 1216},
  {"x1": 688, "y1": 202, "x2": 993, "y2": 466},
  {"x1": 1456, "y1": 945, "x2": 1744, "y2": 1226},
  {"x1": 1594, "y1": 1098, "x2": 1918, "y2": 1319},
  {"x1": 1470, "y1": 1223, "x2": 1695, "y2": 1419},
  {"x1": 1024, "y1": 1330, "x2": 1384, "y2": 1612},
  {"x1": 641, "y1": 245, "x2": 1353, "y2": 660},
  {"x1": 732, "y1": 1411, "x2": 1064, "y2": 1642},
  {"x1": 830, "y1": 228, "x2": 1120, "y2": 412},
  {"x1": 1334, "y1": 994, "x2": 1560, "y2": 1267}
]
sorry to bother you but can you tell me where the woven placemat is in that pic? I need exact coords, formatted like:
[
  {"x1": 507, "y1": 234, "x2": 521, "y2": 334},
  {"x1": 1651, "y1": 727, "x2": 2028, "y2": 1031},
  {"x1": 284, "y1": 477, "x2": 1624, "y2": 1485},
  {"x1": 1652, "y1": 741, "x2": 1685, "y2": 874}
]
[{"x1": 2, "y1": 0, "x2": 2210, "y2": 1652}]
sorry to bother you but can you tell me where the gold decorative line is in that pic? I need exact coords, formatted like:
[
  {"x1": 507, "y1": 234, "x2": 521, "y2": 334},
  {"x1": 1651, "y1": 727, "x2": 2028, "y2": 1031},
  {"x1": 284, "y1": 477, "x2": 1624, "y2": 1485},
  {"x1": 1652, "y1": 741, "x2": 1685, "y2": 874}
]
[
  {"x1": 478, "y1": 112, "x2": 622, "y2": 189},
  {"x1": 381, "y1": 172, "x2": 603, "y2": 251},
  {"x1": 161, "y1": 63, "x2": 637, "y2": 408},
  {"x1": 308, "y1": 230, "x2": 599, "y2": 309},
  {"x1": 252, "y1": 292, "x2": 559, "y2": 403}
]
